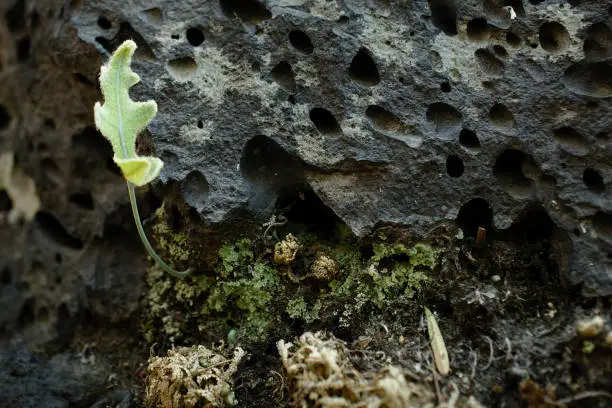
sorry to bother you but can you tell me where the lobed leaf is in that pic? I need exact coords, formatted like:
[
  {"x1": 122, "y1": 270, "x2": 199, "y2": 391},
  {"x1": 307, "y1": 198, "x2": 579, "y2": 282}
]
[{"x1": 94, "y1": 40, "x2": 163, "y2": 186}]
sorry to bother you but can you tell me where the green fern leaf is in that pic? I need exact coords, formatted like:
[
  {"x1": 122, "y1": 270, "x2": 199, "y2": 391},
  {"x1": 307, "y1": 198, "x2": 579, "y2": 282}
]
[{"x1": 94, "y1": 40, "x2": 163, "y2": 186}]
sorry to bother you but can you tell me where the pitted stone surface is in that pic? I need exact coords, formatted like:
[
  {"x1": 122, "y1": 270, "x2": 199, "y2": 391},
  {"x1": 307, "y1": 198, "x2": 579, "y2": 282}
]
[{"x1": 69, "y1": 0, "x2": 610, "y2": 295}]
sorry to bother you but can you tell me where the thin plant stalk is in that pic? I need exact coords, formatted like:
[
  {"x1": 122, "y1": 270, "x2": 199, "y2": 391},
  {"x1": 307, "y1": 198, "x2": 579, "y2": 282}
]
[{"x1": 127, "y1": 181, "x2": 191, "y2": 277}]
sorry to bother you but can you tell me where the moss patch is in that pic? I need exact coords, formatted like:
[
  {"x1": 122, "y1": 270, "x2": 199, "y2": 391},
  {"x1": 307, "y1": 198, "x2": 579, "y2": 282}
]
[
  {"x1": 144, "y1": 238, "x2": 283, "y2": 343},
  {"x1": 328, "y1": 241, "x2": 439, "y2": 324}
]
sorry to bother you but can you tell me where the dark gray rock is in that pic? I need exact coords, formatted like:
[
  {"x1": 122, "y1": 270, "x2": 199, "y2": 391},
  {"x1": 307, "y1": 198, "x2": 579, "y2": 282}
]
[
  {"x1": 66, "y1": 0, "x2": 610, "y2": 295},
  {"x1": 0, "y1": 0, "x2": 145, "y2": 346},
  {"x1": 0, "y1": 347, "x2": 114, "y2": 408},
  {"x1": 89, "y1": 390, "x2": 136, "y2": 408}
]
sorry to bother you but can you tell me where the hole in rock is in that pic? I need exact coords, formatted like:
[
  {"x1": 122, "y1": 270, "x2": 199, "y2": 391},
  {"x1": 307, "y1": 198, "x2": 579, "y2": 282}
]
[
  {"x1": 505, "y1": 207, "x2": 554, "y2": 246},
  {"x1": 71, "y1": 126, "x2": 117, "y2": 177},
  {"x1": 365, "y1": 105, "x2": 405, "y2": 133},
  {"x1": 241, "y1": 135, "x2": 303, "y2": 211},
  {"x1": 289, "y1": 30, "x2": 314, "y2": 54},
  {"x1": 55, "y1": 253, "x2": 62, "y2": 264},
  {"x1": 181, "y1": 170, "x2": 210, "y2": 211},
  {"x1": 35, "y1": 212, "x2": 84, "y2": 249},
  {"x1": 142, "y1": 8, "x2": 163, "y2": 25},
  {"x1": 428, "y1": 0, "x2": 457, "y2": 36},
  {"x1": 56, "y1": 303, "x2": 74, "y2": 346},
  {"x1": 309, "y1": 108, "x2": 342, "y2": 135},
  {"x1": 493, "y1": 45, "x2": 508, "y2": 58},
  {"x1": 6, "y1": 0, "x2": 26, "y2": 33},
  {"x1": 456, "y1": 198, "x2": 493, "y2": 238},
  {"x1": 69, "y1": 192, "x2": 94, "y2": 210},
  {"x1": 467, "y1": 18, "x2": 489, "y2": 41},
  {"x1": 288, "y1": 95, "x2": 296, "y2": 104},
  {"x1": 459, "y1": 129, "x2": 480, "y2": 150},
  {"x1": 197, "y1": 120, "x2": 204, "y2": 129},
  {"x1": 73, "y1": 73, "x2": 95, "y2": 87},
  {"x1": 562, "y1": 61, "x2": 612, "y2": 98},
  {"x1": 136, "y1": 130, "x2": 156, "y2": 156},
  {"x1": 16, "y1": 36, "x2": 30, "y2": 61},
  {"x1": 539, "y1": 174, "x2": 556, "y2": 189},
  {"x1": 440, "y1": 82, "x2": 451, "y2": 92},
  {"x1": 446, "y1": 155, "x2": 464, "y2": 177},
  {"x1": 482, "y1": 81, "x2": 495, "y2": 91},
  {"x1": 37, "y1": 306, "x2": 50, "y2": 320},
  {"x1": 275, "y1": 185, "x2": 348, "y2": 242},
  {"x1": 97, "y1": 16, "x2": 111, "y2": 29},
  {"x1": 365, "y1": 105, "x2": 422, "y2": 147},
  {"x1": 553, "y1": 127, "x2": 588, "y2": 155},
  {"x1": 583, "y1": 168, "x2": 605, "y2": 193},
  {"x1": 592, "y1": 212, "x2": 612, "y2": 243},
  {"x1": 583, "y1": 23, "x2": 612, "y2": 61},
  {"x1": 219, "y1": 0, "x2": 271, "y2": 24},
  {"x1": 0, "y1": 104, "x2": 11, "y2": 129},
  {"x1": 186, "y1": 27, "x2": 204, "y2": 46},
  {"x1": 504, "y1": 0, "x2": 525, "y2": 16},
  {"x1": 475, "y1": 48, "x2": 504, "y2": 76},
  {"x1": 493, "y1": 149, "x2": 535, "y2": 199},
  {"x1": 489, "y1": 103, "x2": 515, "y2": 132},
  {"x1": 595, "y1": 132, "x2": 609, "y2": 143},
  {"x1": 506, "y1": 32, "x2": 521, "y2": 47},
  {"x1": 31, "y1": 11, "x2": 40, "y2": 30},
  {"x1": 426, "y1": 102, "x2": 462, "y2": 140},
  {"x1": 95, "y1": 22, "x2": 156, "y2": 60},
  {"x1": 0, "y1": 190, "x2": 12, "y2": 211},
  {"x1": 103, "y1": 223, "x2": 127, "y2": 241},
  {"x1": 349, "y1": 48, "x2": 380, "y2": 86},
  {"x1": 18, "y1": 298, "x2": 35, "y2": 327},
  {"x1": 41, "y1": 158, "x2": 62, "y2": 182},
  {"x1": 271, "y1": 61, "x2": 296, "y2": 90},
  {"x1": 0, "y1": 266, "x2": 11, "y2": 285},
  {"x1": 539, "y1": 22, "x2": 569, "y2": 52},
  {"x1": 167, "y1": 57, "x2": 197, "y2": 82}
]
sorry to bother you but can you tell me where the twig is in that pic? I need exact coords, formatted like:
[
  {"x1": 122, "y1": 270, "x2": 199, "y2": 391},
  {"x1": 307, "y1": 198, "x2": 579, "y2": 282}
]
[
  {"x1": 469, "y1": 351, "x2": 478, "y2": 381},
  {"x1": 504, "y1": 337, "x2": 513, "y2": 361},
  {"x1": 482, "y1": 336, "x2": 495, "y2": 370},
  {"x1": 557, "y1": 390, "x2": 612, "y2": 405},
  {"x1": 430, "y1": 361, "x2": 441, "y2": 405},
  {"x1": 262, "y1": 214, "x2": 287, "y2": 242}
]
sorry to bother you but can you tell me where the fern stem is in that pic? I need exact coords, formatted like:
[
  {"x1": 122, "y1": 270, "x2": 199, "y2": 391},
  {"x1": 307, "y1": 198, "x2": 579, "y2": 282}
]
[{"x1": 127, "y1": 181, "x2": 192, "y2": 278}]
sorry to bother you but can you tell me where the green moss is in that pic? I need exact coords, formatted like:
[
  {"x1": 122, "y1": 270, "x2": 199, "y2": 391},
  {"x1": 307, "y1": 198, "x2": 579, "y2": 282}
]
[
  {"x1": 286, "y1": 297, "x2": 307, "y2": 320},
  {"x1": 144, "y1": 227, "x2": 441, "y2": 343},
  {"x1": 217, "y1": 238, "x2": 253, "y2": 278},
  {"x1": 330, "y1": 242, "x2": 438, "y2": 313},
  {"x1": 286, "y1": 297, "x2": 322, "y2": 324},
  {"x1": 144, "y1": 238, "x2": 282, "y2": 343},
  {"x1": 202, "y1": 261, "x2": 280, "y2": 339},
  {"x1": 151, "y1": 207, "x2": 192, "y2": 265}
]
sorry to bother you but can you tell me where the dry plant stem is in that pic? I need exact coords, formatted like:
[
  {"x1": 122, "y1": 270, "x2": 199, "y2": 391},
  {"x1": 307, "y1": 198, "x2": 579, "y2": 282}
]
[
  {"x1": 128, "y1": 181, "x2": 191, "y2": 277},
  {"x1": 557, "y1": 390, "x2": 612, "y2": 405}
]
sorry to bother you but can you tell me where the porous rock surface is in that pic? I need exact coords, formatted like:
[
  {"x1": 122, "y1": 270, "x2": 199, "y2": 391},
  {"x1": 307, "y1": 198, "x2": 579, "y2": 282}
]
[{"x1": 71, "y1": 0, "x2": 611, "y2": 295}]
